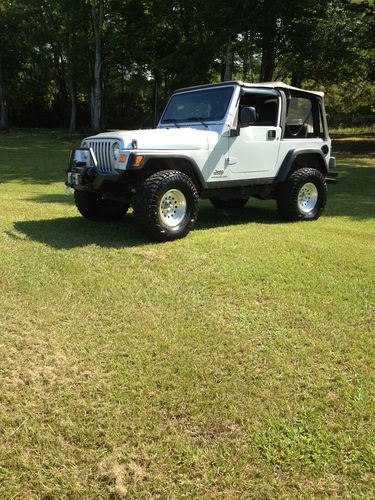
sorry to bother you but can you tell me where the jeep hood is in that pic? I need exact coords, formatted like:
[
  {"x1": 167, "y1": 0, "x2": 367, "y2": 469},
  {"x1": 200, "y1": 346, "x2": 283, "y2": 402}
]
[{"x1": 85, "y1": 127, "x2": 219, "y2": 151}]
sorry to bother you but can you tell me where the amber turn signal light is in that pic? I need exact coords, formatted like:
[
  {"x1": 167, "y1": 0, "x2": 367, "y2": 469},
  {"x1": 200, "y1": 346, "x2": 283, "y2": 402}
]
[{"x1": 134, "y1": 155, "x2": 143, "y2": 166}]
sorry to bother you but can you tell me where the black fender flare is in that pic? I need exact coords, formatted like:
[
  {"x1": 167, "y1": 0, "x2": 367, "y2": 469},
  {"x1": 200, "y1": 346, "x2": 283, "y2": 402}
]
[
  {"x1": 275, "y1": 149, "x2": 328, "y2": 183},
  {"x1": 135, "y1": 154, "x2": 208, "y2": 190}
]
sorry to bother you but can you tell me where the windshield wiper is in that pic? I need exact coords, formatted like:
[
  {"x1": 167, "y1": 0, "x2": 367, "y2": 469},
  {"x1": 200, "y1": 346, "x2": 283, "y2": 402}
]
[
  {"x1": 187, "y1": 116, "x2": 208, "y2": 128},
  {"x1": 163, "y1": 118, "x2": 180, "y2": 128}
]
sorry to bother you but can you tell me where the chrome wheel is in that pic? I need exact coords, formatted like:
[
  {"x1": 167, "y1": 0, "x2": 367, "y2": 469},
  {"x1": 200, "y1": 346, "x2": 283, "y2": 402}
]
[
  {"x1": 159, "y1": 189, "x2": 187, "y2": 227},
  {"x1": 297, "y1": 182, "x2": 318, "y2": 214}
]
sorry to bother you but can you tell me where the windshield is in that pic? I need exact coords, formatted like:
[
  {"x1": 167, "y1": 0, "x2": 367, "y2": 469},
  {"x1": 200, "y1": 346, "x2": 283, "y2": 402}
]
[{"x1": 161, "y1": 86, "x2": 234, "y2": 124}]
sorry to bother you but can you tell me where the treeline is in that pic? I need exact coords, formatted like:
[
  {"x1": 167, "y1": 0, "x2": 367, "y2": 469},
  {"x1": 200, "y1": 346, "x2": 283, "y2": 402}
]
[{"x1": 0, "y1": 0, "x2": 373, "y2": 131}]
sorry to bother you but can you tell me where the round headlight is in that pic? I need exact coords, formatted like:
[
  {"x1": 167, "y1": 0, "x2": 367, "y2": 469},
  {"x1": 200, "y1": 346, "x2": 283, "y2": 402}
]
[
  {"x1": 81, "y1": 142, "x2": 89, "y2": 160},
  {"x1": 111, "y1": 141, "x2": 121, "y2": 161}
]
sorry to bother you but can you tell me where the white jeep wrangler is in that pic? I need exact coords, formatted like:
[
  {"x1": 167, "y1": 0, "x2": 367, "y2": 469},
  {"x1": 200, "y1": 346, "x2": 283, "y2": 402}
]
[{"x1": 67, "y1": 81, "x2": 337, "y2": 241}]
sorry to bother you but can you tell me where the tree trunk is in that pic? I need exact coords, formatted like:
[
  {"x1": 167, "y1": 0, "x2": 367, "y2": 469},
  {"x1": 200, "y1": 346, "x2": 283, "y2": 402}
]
[
  {"x1": 65, "y1": 20, "x2": 79, "y2": 132},
  {"x1": 102, "y1": 72, "x2": 107, "y2": 130},
  {"x1": 259, "y1": 2, "x2": 277, "y2": 82},
  {"x1": 223, "y1": 34, "x2": 234, "y2": 81},
  {"x1": 121, "y1": 65, "x2": 125, "y2": 117},
  {"x1": 90, "y1": 87, "x2": 95, "y2": 126},
  {"x1": 291, "y1": 74, "x2": 302, "y2": 88},
  {"x1": 52, "y1": 43, "x2": 68, "y2": 127},
  {"x1": 260, "y1": 49, "x2": 275, "y2": 82},
  {"x1": 152, "y1": 72, "x2": 159, "y2": 128},
  {"x1": 90, "y1": 0, "x2": 104, "y2": 132},
  {"x1": 0, "y1": 56, "x2": 8, "y2": 130},
  {"x1": 69, "y1": 80, "x2": 77, "y2": 132}
]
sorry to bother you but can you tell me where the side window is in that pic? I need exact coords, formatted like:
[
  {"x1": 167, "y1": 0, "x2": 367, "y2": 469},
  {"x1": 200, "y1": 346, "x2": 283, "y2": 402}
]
[
  {"x1": 238, "y1": 93, "x2": 279, "y2": 127},
  {"x1": 285, "y1": 95, "x2": 322, "y2": 139}
]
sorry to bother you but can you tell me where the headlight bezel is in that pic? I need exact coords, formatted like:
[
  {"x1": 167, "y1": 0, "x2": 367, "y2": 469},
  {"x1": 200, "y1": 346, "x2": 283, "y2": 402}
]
[
  {"x1": 81, "y1": 141, "x2": 89, "y2": 160},
  {"x1": 111, "y1": 141, "x2": 121, "y2": 161}
]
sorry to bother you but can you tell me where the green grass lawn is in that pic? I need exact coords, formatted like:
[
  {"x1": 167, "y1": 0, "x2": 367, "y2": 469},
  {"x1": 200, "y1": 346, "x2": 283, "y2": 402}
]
[{"x1": 0, "y1": 130, "x2": 374, "y2": 498}]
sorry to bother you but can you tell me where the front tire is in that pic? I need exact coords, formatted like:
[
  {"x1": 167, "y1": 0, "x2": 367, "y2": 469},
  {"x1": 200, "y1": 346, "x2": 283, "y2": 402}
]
[
  {"x1": 134, "y1": 170, "x2": 199, "y2": 241},
  {"x1": 277, "y1": 167, "x2": 327, "y2": 221},
  {"x1": 74, "y1": 190, "x2": 129, "y2": 221},
  {"x1": 210, "y1": 197, "x2": 249, "y2": 210}
]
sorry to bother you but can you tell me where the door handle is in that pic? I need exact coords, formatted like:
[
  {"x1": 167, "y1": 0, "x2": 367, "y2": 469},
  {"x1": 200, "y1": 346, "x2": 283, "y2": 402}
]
[{"x1": 267, "y1": 130, "x2": 276, "y2": 140}]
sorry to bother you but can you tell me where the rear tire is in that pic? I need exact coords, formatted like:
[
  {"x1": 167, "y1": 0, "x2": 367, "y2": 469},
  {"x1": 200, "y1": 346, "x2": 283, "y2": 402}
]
[
  {"x1": 277, "y1": 168, "x2": 327, "y2": 221},
  {"x1": 210, "y1": 197, "x2": 249, "y2": 210},
  {"x1": 74, "y1": 190, "x2": 129, "y2": 221},
  {"x1": 134, "y1": 170, "x2": 199, "y2": 241}
]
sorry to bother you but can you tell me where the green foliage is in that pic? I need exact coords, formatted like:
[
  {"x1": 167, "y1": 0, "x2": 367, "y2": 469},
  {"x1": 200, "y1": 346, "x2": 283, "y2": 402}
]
[{"x1": 0, "y1": 0, "x2": 373, "y2": 129}]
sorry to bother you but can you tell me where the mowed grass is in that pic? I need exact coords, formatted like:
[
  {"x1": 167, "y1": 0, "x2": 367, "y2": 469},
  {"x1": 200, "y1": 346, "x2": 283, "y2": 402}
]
[{"x1": 0, "y1": 130, "x2": 374, "y2": 498}]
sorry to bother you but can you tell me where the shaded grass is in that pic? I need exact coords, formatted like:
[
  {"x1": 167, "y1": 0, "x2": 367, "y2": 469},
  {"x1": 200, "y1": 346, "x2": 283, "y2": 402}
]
[
  {"x1": 332, "y1": 136, "x2": 375, "y2": 158},
  {"x1": 0, "y1": 130, "x2": 374, "y2": 498}
]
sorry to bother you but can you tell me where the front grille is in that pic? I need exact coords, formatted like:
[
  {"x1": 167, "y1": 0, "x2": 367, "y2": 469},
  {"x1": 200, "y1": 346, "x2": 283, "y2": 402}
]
[{"x1": 87, "y1": 140, "x2": 116, "y2": 173}]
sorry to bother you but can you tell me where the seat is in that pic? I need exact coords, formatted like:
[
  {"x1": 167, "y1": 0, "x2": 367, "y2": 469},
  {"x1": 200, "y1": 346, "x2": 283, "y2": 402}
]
[{"x1": 257, "y1": 101, "x2": 278, "y2": 126}]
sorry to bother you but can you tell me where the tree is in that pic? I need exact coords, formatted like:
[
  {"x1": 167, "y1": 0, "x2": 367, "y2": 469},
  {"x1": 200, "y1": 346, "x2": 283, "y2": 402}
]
[
  {"x1": 0, "y1": 0, "x2": 373, "y2": 130},
  {"x1": 0, "y1": 1, "x2": 22, "y2": 129},
  {"x1": 0, "y1": 48, "x2": 7, "y2": 130},
  {"x1": 90, "y1": 0, "x2": 104, "y2": 131}
]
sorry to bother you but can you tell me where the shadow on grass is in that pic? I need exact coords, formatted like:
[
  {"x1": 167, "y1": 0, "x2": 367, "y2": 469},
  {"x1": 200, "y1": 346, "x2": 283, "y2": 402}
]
[
  {"x1": 24, "y1": 162, "x2": 374, "y2": 220},
  {"x1": 332, "y1": 137, "x2": 375, "y2": 157},
  {"x1": 12, "y1": 162, "x2": 375, "y2": 251},
  {"x1": 25, "y1": 193, "x2": 75, "y2": 204},
  {"x1": 198, "y1": 203, "x2": 280, "y2": 229},
  {"x1": 9, "y1": 148, "x2": 375, "y2": 249},
  {"x1": 13, "y1": 216, "x2": 147, "y2": 249},
  {"x1": 12, "y1": 205, "x2": 282, "y2": 249}
]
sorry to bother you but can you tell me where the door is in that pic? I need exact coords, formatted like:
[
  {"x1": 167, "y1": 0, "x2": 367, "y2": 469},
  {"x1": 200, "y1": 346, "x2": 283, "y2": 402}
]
[
  {"x1": 228, "y1": 90, "x2": 282, "y2": 177},
  {"x1": 228, "y1": 125, "x2": 281, "y2": 176}
]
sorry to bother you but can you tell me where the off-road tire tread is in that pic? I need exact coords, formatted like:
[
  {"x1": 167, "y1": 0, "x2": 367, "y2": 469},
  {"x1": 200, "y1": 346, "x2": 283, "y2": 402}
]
[
  {"x1": 277, "y1": 167, "x2": 327, "y2": 221},
  {"x1": 134, "y1": 170, "x2": 199, "y2": 241},
  {"x1": 74, "y1": 190, "x2": 129, "y2": 221}
]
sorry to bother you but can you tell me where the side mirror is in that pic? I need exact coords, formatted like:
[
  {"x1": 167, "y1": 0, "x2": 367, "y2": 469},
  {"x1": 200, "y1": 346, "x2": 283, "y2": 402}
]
[{"x1": 240, "y1": 106, "x2": 256, "y2": 127}]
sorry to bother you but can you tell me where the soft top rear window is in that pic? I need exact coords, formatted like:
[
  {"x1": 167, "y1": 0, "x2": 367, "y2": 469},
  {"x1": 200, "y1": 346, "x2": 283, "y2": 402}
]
[
  {"x1": 285, "y1": 94, "x2": 324, "y2": 139},
  {"x1": 161, "y1": 87, "x2": 234, "y2": 123}
]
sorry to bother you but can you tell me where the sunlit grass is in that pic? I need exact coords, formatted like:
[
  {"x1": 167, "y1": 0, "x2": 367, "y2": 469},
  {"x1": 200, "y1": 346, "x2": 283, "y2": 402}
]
[
  {"x1": 331, "y1": 124, "x2": 375, "y2": 136},
  {"x1": 0, "y1": 130, "x2": 374, "y2": 497}
]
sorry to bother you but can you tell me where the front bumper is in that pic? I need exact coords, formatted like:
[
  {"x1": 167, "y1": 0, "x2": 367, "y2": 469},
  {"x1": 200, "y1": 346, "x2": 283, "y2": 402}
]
[{"x1": 66, "y1": 147, "x2": 121, "y2": 190}]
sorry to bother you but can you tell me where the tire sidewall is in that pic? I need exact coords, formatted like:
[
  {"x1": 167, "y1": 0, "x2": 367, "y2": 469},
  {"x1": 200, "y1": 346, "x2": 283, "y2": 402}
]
[
  {"x1": 155, "y1": 175, "x2": 198, "y2": 237},
  {"x1": 294, "y1": 172, "x2": 326, "y2": 220},
  {"x1": 277, "y1": 167, "x2": 327, "y2": 222}
]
